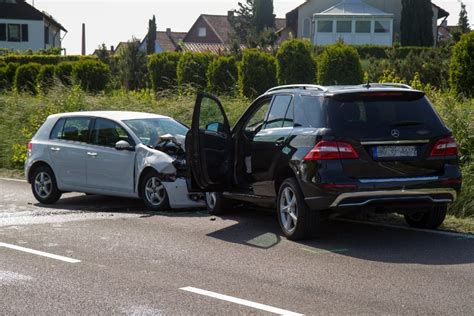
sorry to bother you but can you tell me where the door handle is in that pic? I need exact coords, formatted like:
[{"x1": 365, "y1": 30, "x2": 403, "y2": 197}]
[
  {"x1": 87, "y1": 152, "x2": 98, "y2": 157},
  {"x1": 51, "y1": 147, "x2": 61, "y2": 152}
]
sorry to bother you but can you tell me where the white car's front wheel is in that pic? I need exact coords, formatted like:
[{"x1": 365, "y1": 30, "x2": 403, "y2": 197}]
[{"x1": 141, "y1": 171, "x2": 170, "y2": 212}]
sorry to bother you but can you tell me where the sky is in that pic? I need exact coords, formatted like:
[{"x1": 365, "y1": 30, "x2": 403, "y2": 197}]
[{"x1": 25, "y1": 0, "x2": 474, "y2": 55}]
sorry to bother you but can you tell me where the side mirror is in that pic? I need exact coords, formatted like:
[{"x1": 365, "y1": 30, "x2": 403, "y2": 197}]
[
  {"x1": 206, "y1": 122, "x2": 222, "y2": 133},
  {"x1": 115, "y1": 140, "x2": 133, "y2": 151}
]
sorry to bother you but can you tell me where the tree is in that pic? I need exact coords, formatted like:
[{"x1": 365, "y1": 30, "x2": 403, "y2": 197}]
[
  {"x1": 254, "y1": 0, "x2": 275, "y2": 33},
  {"x1": 276, "y1": 39, "x2": 316, "y2": 85},
  {"x1": 458, "y1": 2, "x2": 471, "y2": 34},
  {"x1": 317, "y1": 42, "x2": 363, "y2": 85},
  {"x1": 450, "y1": 32, "x2": 474, "y2": 97},
  {"x1": 400, "y1": 0, "x2": 434, "y2": 47},
  {"x1": 117, "y1": 39, "x2": 148, "y2": 90},
  {"x1": 146, "y1": 15, "x2": 157, "y2": 55},
  {"x1": 95, "y1": 43, "x2": 110, "y2": 65}
]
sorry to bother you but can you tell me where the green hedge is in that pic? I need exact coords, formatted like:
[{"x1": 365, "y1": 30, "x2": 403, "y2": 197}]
[
  {"x1": 317, "y1": 42, "x2": 363, "y2": 85},
  {"x1": 276, "y1": 39, "x2": 316, "y2": 85},
  {"x1": 450, "y1": 32, "x2": 474, "y2": 97},
  {"x1": 238, "y1": 49, "x2": 277, "y2": 98},
  {"x1": 0, "y1": 55, "x2": 95, "y2": 65},
  {"x1": 314, "y1": 45, "x2": 449, "y2": 60},
  {"x1": 14, "y1": 63, "x2": 41, "y2": 94},
  {"x1": 177, "y1": 52, "x2": 213, "y2": 90},
  {"x1": 207, "y1": 56, "x2": 238, "y2": 94},
  {"x1": 37, "y1": 64, "x2": 56, "y2": 93},
  {"x1": 55, "y1": 61, "x2": 75, "y2": 86},
  {"x1": 148, "y1": 52, "x2": 181, "y2": 92},
  {"x1": 0, "y1": 66, "x2": 7, "y2": 91},
  {"x1": 72, "y1": 60, "x2": 110, "y2": 92}
]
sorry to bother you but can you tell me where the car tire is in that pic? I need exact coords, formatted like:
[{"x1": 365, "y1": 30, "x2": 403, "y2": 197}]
[
  {"x1": 205, "y1": 192, "x2": 233, "y2": 215},
  {"x1": 141, "y1": 171, "x2": 170, "y2": 212},
  {"x1": 31, "y1": 165, "x2": 62, "y2": 204},
  {"x1": 404, "y1": 205, "x2": 448, "y2": 229},
  {"x1": 277, "y1": 178, "x2": 319, "y2": 241}
]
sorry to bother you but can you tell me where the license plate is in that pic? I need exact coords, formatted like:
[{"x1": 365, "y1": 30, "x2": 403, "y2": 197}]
[{"x1": 373, "y1": 146, "x2": 418, "y2": 158}]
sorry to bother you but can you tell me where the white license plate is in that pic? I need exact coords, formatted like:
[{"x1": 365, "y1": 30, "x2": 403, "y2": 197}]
[{"x1": 374, "y1": 146, "x2": 418, "y2": 158}]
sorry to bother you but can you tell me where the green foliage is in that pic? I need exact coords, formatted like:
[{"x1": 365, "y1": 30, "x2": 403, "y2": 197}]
[
  {"x1": 317, "y1": 42, "x2": 363, "y2": 85},
  {"x1": 0, "y1": 66, "x2": 8, "y2": 91},
  {"x1": 458, "y1": 2, "x2": 471, "y2": 34},
  {"x1": 0, "y1": 55, "x2": 93, "y2": 66},
  {"x1": 148, "y1": 52, "x2": 181, "y2": 92},
  {"x1": 14, "y1": 63, "x2": 41, "y2": 94},
  {"x1": 449, "y1": 32, "x2": 474, "y2": 97},
  {"x1": 5, "y1": 62, "x2": 19, "y2": 88},
  {"x1": 400, "y1": 0, "x2": 434, "y2": 47},
  {"x1": 37, "y1": 64, "x2": 56, "y2": 93},
  {"x1": 146, "y1": 15, "x2": 157, "y2": 55},
  {"x1": 177, "y1": 52, "x2": 213, "y2": 90},
  {"x1": 95, "y1": 44, "x2": 111, "y2": 65},
  {"x1": 73, "y1": 60, "x2": 110, "y2": 92},
  {"x1": 207, "y1": 56, "x2": 238, "y2": 94},
  {"x1": 254, "y1": 0, "x2": 275, "y2": 32},
  {"x1": 276, "y1": 39, "x2": 316, "y2": 85},
  {"x1": 116, "y1": 40, "x2": 148, "y2": 91},
  {"x1": 238, "y1": 49, "x2": 277, "y2": 98},
  {"x1": 55, "y1": 62, "x2": 75, "y2": 86}
]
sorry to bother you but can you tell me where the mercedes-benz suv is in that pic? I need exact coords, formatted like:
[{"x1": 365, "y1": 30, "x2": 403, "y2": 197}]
[{"x1": 186, "y1": 84, "x2": 462, "y2": 240}]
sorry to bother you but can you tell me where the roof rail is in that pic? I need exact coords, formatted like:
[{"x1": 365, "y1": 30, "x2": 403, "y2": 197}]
[
  {"x1": 368, "y1": 83, "x2": 414, "y2": 90},
  {"x1": 266, "y1": 84, "x2": 327, "y2": 94}
]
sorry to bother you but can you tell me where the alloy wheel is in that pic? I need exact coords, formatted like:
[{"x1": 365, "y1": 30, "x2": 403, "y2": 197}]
[
  {"x1": 206, "y1": 192, "x2": 217, "y2": 209},
  {"x1": 145, "y1": 177, "x2": 166, "y2": 206},
  {"x1": 34, "y1": 172, "x2": 52, "y2": 199},
  {"x1": 280, "y1": 186, "x2": 298, "y2": 234}
]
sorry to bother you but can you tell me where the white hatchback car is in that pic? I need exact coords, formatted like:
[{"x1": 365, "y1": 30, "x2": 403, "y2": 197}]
[{"x1": 25, "y1": 111, "x2": 204, "y2": 211}]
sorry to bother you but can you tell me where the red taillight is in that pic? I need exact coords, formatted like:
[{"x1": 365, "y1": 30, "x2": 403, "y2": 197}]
[
  {"x1": 304, "y1": 141, "x2": 359, "y2": 160},
  {"x1": 28, "y1": 142, "x2": 33, "y2": 153},
  {"x1": 430, "y1": 136, "x2": 459, "y2": 157}
]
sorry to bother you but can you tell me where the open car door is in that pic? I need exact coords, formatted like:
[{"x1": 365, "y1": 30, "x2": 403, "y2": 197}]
[{"x1": 186, "y1": 92, "x2": 233, "y2": 192}]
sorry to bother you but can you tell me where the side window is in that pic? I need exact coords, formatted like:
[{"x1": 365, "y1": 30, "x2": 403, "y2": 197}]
[
  {"x1": 50, "y1": 118, "x2": 65, "y2": 140},
  {"x1": 91, "y1": 118, "x2": 132, "y2": 148},
  {"x1": 61, "y1": 117, "x2": 91, "y2": 142},
  {"x1": 244, "y1": 99, "x2": 272, "y2": 133},
  {"x1": 199, "y1": 97, "x2": 226, "y2": 133},
  {"x1": 282, "y1": 101, "x2": 294, "y2": 128},
  {"x1": 294, "y1": 96, "x2": 324, "y2": 128},
  {"x1": 264, "y1": 95, "x2": 292, "y2": 129}
]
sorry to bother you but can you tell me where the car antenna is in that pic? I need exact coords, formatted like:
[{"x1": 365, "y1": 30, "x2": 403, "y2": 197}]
[{"x1": 364, "y1": 81, "x2": 371, "y2": 89}]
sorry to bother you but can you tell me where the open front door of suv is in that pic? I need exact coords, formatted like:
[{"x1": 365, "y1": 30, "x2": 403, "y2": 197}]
[{"x1": 186, "y1": 92, "x2": 233, "y2": 192}]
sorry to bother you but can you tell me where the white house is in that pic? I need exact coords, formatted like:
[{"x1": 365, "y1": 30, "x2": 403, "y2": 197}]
[
  {"x1": 0, "y1": 0, "x2": 67, "y2": 52},
  {"x1": 286, "y1": 0, "x2": 449, "y2": 46}
]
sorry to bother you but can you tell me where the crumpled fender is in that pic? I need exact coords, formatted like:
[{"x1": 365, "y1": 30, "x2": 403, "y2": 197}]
[{"x1": 135, "y1": 144, "x2": 177, "y2": 185}]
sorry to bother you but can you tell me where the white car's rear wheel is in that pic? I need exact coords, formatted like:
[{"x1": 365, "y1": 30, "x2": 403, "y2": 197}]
[{"x1": 31, "y1": 165, "x2": 62, "y2": 204}]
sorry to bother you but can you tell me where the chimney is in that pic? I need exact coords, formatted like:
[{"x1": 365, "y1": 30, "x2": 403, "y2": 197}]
[
  {"x1": 81, "y1": 23, "x2": 86, "y2": 55},
  {"x1": 110, "y1": 45, "x2": 114, "y2": 53},
  {"x1": 227, "y1": 10, "x2": 234, "y2": 19},
  {"x1": 166, "y1": 28, "x2": 171, "y2": 35}
]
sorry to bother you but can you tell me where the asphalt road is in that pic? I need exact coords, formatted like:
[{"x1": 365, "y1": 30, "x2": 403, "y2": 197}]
[{"x1": 1, "y1": 178, "x2": 474, "y2": 315}]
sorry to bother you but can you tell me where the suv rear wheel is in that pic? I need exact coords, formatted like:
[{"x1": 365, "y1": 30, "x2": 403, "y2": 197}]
[
  {"x1": 277, "y1": 178, "x2": 319, "y2": 240},
  {"x1": 404, "y1": 205, "x2": 447, "y2": 229},
  {"x1": 31, "y1": 165, "x2": 62, "y2": 204},
  {"x1": 205, "y1": 192, "x2": 233, "y2": 215}
]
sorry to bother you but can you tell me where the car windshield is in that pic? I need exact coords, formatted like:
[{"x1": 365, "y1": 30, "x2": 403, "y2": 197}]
[{"x1": 123, "y1": 118, "x2": 188, "y2": 146}]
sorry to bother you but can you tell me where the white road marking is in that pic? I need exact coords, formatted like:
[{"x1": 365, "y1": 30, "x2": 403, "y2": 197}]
[
  {"x1": 335, "y1": 218, "x2": 473, "y2": 238},
  {"x1": 0, "y1": 178, "x2": 27, "y2": 183},
  {"x1": 0, "y1": 242, "x2": 81, "y2": 263},
  {"x1": 180, "y1": 286, "x2": 303, "y2": 316}
]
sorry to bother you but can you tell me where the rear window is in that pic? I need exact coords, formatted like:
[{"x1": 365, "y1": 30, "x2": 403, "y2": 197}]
[{"x1": 327, "y1": 94, "x2": 444, "y2": 138}]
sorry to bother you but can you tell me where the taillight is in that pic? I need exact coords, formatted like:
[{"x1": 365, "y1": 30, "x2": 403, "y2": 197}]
[
  {"x1": 28, "y1": 142, "x2": 33, "y2": 153},
  {"x1": 430, "y1": 136, "x2": 459, "y2": 157},
  {"x1": 304, "y1": 141, "x2": 359, "y2": 160}
]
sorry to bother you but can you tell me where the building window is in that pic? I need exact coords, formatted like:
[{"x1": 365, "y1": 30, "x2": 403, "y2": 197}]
[
  {"x1": 318, "y1": 20, "x2": 333, "y2": 33},
  {"x1": 7, "y1": 24, "x2": 20, "y2": 42},
  {"x1": 21, "y1": 24, "x2": 28, "y2": 41},
  {"x1": 374, "y1": 21, "x2": 390, "y2": 33},
  {"x1": 303, "y1": 18, "x2": 311, "y2": 38},
  {"x1": 198, "y1": 27, "x2": 206, "y2": 37},
  {"x1": 336, "y1": 21, "x2": 352, "y2": 33},
  {"x1": 44, "y1": 26, "x2": 50, "y2": 44},
  {"x1": 0, "y1": 24, "x2": 6, "y2": 41},
  {"x1": 355, "y1": 21, "x2": 371, "y2": 33}
]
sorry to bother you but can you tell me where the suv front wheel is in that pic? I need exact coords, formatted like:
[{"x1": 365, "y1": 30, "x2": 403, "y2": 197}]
[
  {"x1": 404, "y1": 205, "x2": 448, "y2": 229},
  {"x1": 205, "y1": 192, "x2": 233, "y2": 215},
  {"x1": 141, "y1": 171, "x2": 170, "y2": 212},
  {"x1": 277, "y1": 178, "x2": 319, "y2": 240}
]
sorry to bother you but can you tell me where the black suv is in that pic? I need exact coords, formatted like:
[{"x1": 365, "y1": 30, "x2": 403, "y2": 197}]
[{"x1": 186, "y1": 84, "x2": 462, "y2": 240}]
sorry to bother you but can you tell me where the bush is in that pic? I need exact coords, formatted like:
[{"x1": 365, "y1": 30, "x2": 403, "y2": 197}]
[
  {"x1": 450, "y1": 32, "x2": 474, "y2": 97},
  {"x1": 276, "y1": 39, "x2": 316, "y2": 85},
  {"x1": 177, "y1": 52, "x2": 213, "y2": 90},
  {"x1": 37, "y1": 64, "x2": 56, "y2": 93},
  {"x1": 207, "y1": 56, "x2": 238, "y2": 94},
  {"x1": 0, "y1": 55, "x2": 93, "y2": 66},
  {"x1": 55, "y1": 61, "x2": 75, "y2": 86},
  {"x1": 0, "y1": 66, "x2": 8, "y2": 91},
  {"x1": 317, "y1": 42, "x2": 363, "y2": 85},
  {"x1": 14, "y1": 63, "x2": 41, "y2": 94},
  {"x1": 72, "y1": 60, "x2": 110, "y2": 92},
  {"x1": 148, "y1": 52, "x2": 181, "y2": 92},
  {"x1": 238, "y1": 49, "x2": 277, "y2": 98},
  {"x1": 5, "y1": 62, "x2": 19, "y2": 88}
]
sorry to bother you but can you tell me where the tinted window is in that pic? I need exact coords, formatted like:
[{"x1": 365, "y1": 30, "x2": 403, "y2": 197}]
[
  {"x1": 199, "y1": 97, "x2": 226, "y2": 133},
  {"x1": 265, "y1": 95, "x2": 292, "y2": 129},
  {"x1": 375, "y1": 21, "x2": 390, "y2": 33},
  {"x1": 283, "y1": 101, "x2": 294, "y2": 128},
  {"x1": 295, "y1": 96, "x2": 324, "y2": 128},
  {"x1": 91, "y1": 118, "x2": 132, "y2": 148},
  {"x1": 0, "y1": 24, "x2": 6, "y2": 41},
  {"x1": 356, "y1": 21, "x2": 371, "y2": 33},
  {"x1": 50, "y1": 118, "x2": 66, "y2": 139},
  {"x1": 336, "y1": 21, "x2": 352, "y2": 33},
  {"x1": 244, "y1": 99, "x2": 272, "y2": 133},
  {"x1": 60, "y1": 117, "x2": 91, "y2": 142},
  {"x1": 328, "y1": 95, "x2": 444, "y2": 138},
  {"x1": 318, "y1": 20, "x2": 333, "y2": 33}
]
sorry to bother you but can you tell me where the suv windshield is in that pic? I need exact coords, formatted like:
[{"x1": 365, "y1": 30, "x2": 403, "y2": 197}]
[
  {"x1": 124, "y1": 118, "x2": 188, "y2": 146},
  {"x1": 327, "y1": 94, "x2": 444, "y2": 139}
]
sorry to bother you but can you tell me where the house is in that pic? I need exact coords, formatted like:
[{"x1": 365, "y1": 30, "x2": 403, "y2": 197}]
[
  {"x1": 139, "y1": 28, "x2": 187, "y2": 53},
  {"x1": 113, "y1": 40, "x2": 141, "y2": 55},
  {"x1": 181, "y1": 12, "x2": 286, "y2": 53},
  {"x1": 286, "y1": 0, "x2": 449, "y2": 46},
  {"x1": 0, "y1": 0, "x2": 66, "y2": 51}
]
